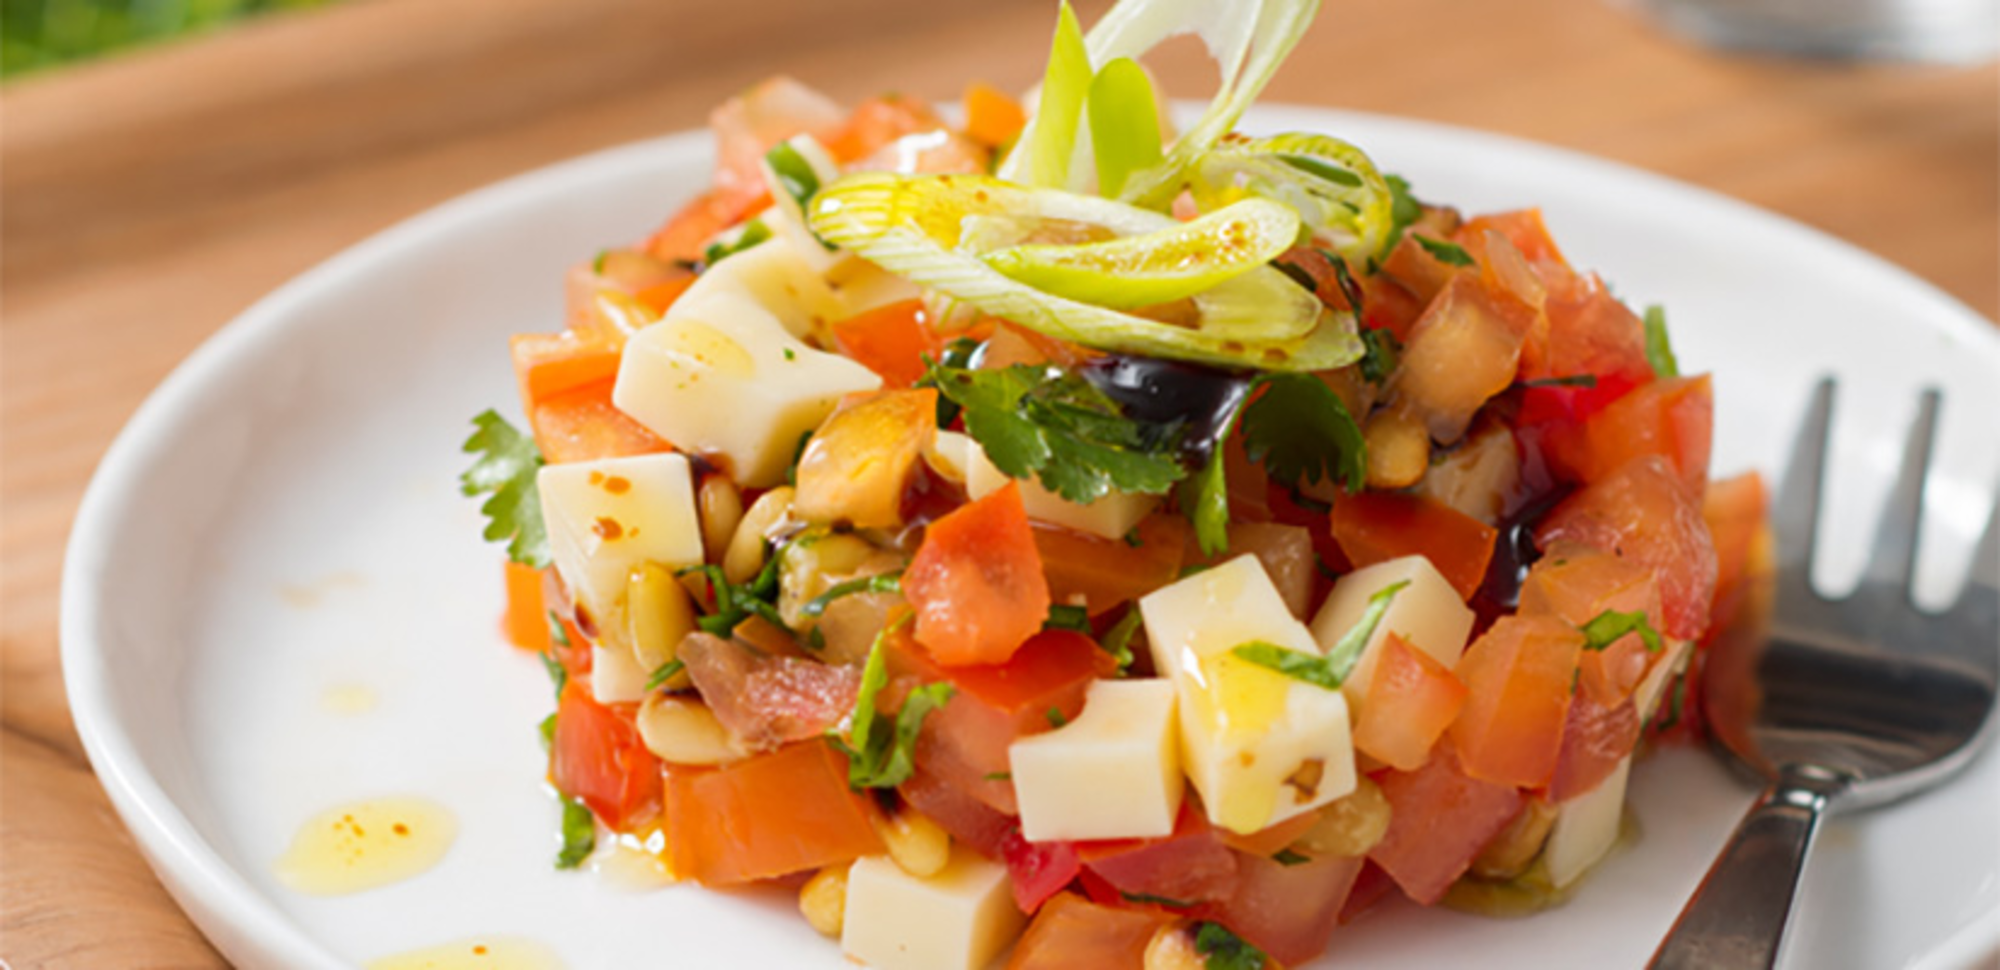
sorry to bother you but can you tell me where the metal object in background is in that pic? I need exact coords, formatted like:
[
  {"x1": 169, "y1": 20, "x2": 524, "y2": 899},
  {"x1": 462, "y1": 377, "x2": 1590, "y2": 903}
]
[{"x1": 1622, "y1": 0, "x2": 2000, "y2": 63}]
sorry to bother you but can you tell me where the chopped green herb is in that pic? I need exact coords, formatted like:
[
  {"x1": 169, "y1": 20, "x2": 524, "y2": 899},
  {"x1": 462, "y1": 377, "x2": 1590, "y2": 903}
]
[
  {"x1": 1239, "y1": 372, "x2": 1367, "y2": 495},
  {"x1": 1644, "y1": 304, "x2": 1680, "y2": 379},
  {"x1": 1357, "y1": 327, "x2": 1401, "y2": 386},
  {"x1": 1662, "y1": 668, "x2": 1689, "y2": 731},
  {"x1": 546, "y1": 610, "x2": 571, "y2": 649},
  {"x1": 783, "y1": 347, "x2": 797, "y2": 361},
  {"x1": 1045, "y1": 707, "x2": 1069, "y2": 728},
  {"x1": 645, "y1": 659, "x2": 685, "y2": 690},
  {"x1": 984, "y1": 771, "x2": 1013, "y2": 782},
  {"x1": 1233, "y1": 579, "x2": 1409, "y2": 689},
  {"x1": 1044, "y1": 602, "x2": 1091, "y2": 633},
  {"x1": 1415, "y1": 235, "x2": 1474, "y2": 267},
  {"x1": 591, "y1": 250, "x2": 609, "y2": 274},
  {"x1": 765, "y1": 141, "x2": 822, "y2": 210},
  {"x1": 460, "y1": 410, "x2": 549, "y2": 567},
  {"x1": 1194, "y1": 921, "x2": 1268, "y2": 970},
  {"x1": 921, "y1": 360, "x2": 1186, "y2": 505},
  {"x1": 555, "y1": 797, "x2": 595, "y2": 869},
  {"x1": 680, "y1": 556, "x2": 787, "y2": 637},
  {"x1": 1520, "y1": 373, "x2": 1599, "y2": 389},
  {"x1": 1579, "y1": 608, "x2": 1665, "y2": 654},
  {"x1": 801, "y1": 571, "x2": 904, "y2": 619},
  {"x1": 1273, "y1": 259, "x2": 1320, "y2": 293},
  {"x1": 1271, "y1": 847, "x2": 1312, "y2": 866},
  {"x1": 701, "y1": 219, "x2": 771, "y2": 266},
  {"x1": 833, "y1": 616, "x2": 952, "y2": 789},
  {"x1": 1120, "y1": 890, "x2": 1196, "y2": 909},
  {"x1": 1378, "y1": 173, "x2": 1422, "y2": 263},
  {"x1": 1182, "y1": 444, "x2": 1233, "y2": 557},
  {"x1": 538, "y1": 712, "x2": 557, "y2": 751},
  {"x1": 539, "y1": 650, "x2": 567, "y2": 700},
  {"x1": 1122, "y1": 528, "x2": 1145, "y2": 548},
  {"x1": 1100, "y1": 607, "x2": 1143, "y2": 674},
  {"x1": 1178, "y1": 562, "x2": 1212, "y2": 579},
  {"x1": 1276, "y1": 152, "x2": 1363, "y2": 187},
  {"x1": 785, "y1": 429, "x2": 814, "y2": 486}
]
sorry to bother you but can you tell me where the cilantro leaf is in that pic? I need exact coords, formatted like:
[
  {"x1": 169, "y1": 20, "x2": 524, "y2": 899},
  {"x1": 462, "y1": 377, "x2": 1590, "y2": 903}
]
[
  {"x1": 1181, "y1": 442, "x2": 1233, "y2": 557},
  {"x1": 680, "y1": 555, "x2": 788, "y2": 637},
  {"x1": 1378, "y1": 173, "x2": 1423, "y2": 263},
  {"x1": 1644, "y1": 304, "x2": 1680, "y2": 379},
  {"x1": 832, "y1": 616, "x2": 952, "y2": 789},
  {"x1": 1100, "y1": 607, "x2": 1143, "y2": 674},
  {"x1": 702, "y1": 219, "x2": 770, "y2": 266},
  {"x1": 1579, "y1": 608, "x2": 1665, "y2": 654},
  {"x1": 1194, "y1": 921, "x2": 1268, "y2": 970},
  {"x1": 1358, "y1": 327, "x2": 1401, "y2": 384},
  {"x1": 1415, "y1": 235, "x2": 1475, "y2": 267},
  {"x1": 1044, "y1": 603, "x2": 1091, "y2": 633},
  {"x1": 1233, "y1": 579, "x2": 1409, "y2": 689},
  {"x1": 924, "y1": 360, "x2": 1187, "y2": 505},
  {"x1": 1239, "y1": 373, "x2": 1367, "y2": 495},
  {"x1": 460, "y1": 410, "x2": 550, "y2": 567},
  {"x1": 1121, "y1": 890, "x2": 1198, "y2": 909},
  {"x1": 555, "y1": 796, "x2": 595, "y2": 869}
]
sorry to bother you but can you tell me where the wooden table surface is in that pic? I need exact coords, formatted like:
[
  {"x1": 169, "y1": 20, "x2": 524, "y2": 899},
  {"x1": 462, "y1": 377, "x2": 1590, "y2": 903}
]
[{"x1": 2, "y1": 0, "x2": 1994, "y2": 964}]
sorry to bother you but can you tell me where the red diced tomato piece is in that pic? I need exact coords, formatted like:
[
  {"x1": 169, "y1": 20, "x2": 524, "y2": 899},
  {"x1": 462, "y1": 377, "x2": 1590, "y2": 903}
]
[
  {"x1": 899, "y1": 765, "x2": 1014, "y2": 858},
  {"x1": 1001, "y1": 830, "x2": 1082, "y2": 913},
  {"x1": 1450, "y1": 615, "x2": 1583, "y2": 788},
  {"x1": 1005, "y1": 891, "x2": 1170, "y2": 970},
  {"x1": 1367, "y1": 745, "x2": 1525, "y2": 905},
  {"x1": 1703, "y1": 471, "x2": 1771, "y2": 640},
  {"x1": 1548, "y1": 689, "x2": 1642, "y2": 802},
  {"x1": 502, "y1": 561, "x2": 551, "y2": 653},
  {"x1": 1354, "y1": 633, "x2": 1469, "y2": 771},
  {"x1": 551, "y1": 682, "x2": 661, "y2": 831},
  {"x1": 908, "y1": 631, "x2": 1105, "y2": 815},
  {"x1": 663, "y1": 739, "x2": 885, "y2": 886},
  {"x1": 643, "y1": 183, "x2": 771, "y2": 262},
  {"x1": 1519, "y1": 544, "x2": 1663, "y2": 706},
  {"x1": 1206, "y1": 850, "x2": 1365, "y2": 966},
  {"x1": 831, "y1": 299, "x2": 944, "y2": 389},
  {"x1": 905, "y1": 482, "x2": 1052, "y2": 666},
  {"x1": 528, "y1": 378, "x2": 673, "y2": 464},
  {"x1": 1338, "y1": 860, "x2": 1398, "y2": 924},
  {"x1": 1536, "y1": 456, "x2": 1719, "y2": 641},
  {"x1": 1458, "y1": 209, "x2": 1570, "y2": 272},
  {"x1": 1216, "y1": 810, "x2": 1321, "y2": 859},
  {"x1": 676, "y1": 633, "x2": 860, "y2": 752},
  {"x1": 1550, "y1": 374, "x2": 1713, "y2": 488},
  {"x1": 1034, "y1": 515, "x2": 1190, "y2": 617},
  {"x1": 1080, "y1": 803, "x2": 1240, "y2": 905},
  {"x1": 1328, "y1": 490, "x2": 1498, "y2": 601},
  {"x1": 1520, "y1": 273, "x2": 1654, "y2": 387}
]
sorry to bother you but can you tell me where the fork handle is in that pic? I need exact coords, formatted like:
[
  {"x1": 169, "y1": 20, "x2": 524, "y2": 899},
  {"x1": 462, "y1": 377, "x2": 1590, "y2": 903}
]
[{"x1": 1648, "y1": 764, "x2": 1850, "y2": 970}]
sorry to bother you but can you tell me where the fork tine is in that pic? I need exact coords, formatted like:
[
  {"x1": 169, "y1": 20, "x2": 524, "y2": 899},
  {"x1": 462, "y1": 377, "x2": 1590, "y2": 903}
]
[
  {"x1": 1774, "y1": 377, "x2": 1836, "y2": 579},
  {"x1": 1966, "y1": 485, "x2": 1999, "y2": 594},
  {"x1": 1858, "y1": 389, "x2": 1941, "y2": 598}
]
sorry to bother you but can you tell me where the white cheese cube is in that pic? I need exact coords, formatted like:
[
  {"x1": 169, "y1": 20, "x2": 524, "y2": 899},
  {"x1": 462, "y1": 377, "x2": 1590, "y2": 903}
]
[
  {"x1": 842, "y1": 847, "x2": 1026, "y2": 970},
  {"x1": 963, "y1": 437, "x2": 1156, "y2": 540},
  {"x1": 1010, "y1": 679, "x2": 1182, "y2": 841},
  {"x1": 1544, "y1": 755, "x2": 1631, "y2": 889},
  {"x1": 1635, "y1": 638, "x2": 1692, "y2": 724},
  {"x1": 612, "y1": 295, "x2": 880, "y2": 487},
  {"x1": 1139, "y1": 556, "x2": 1358, "y2": 834},
  {"x1": 1309, "y1": 555, "x2": 1474, "y2": 713},
  {"x1": 537, "y1": 453, "x2": 703, "y2": 626},
  {"x1": 676, "y1": 233, "x2": 848, "y2": 343},
  {"x1": 590, "y1": 641, "x2": 649, "y2": 704}
]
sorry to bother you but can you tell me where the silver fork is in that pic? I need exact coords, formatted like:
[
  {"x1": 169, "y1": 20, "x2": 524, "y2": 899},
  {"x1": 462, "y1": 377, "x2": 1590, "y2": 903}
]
[{"x1": 1650, "y1": 378, "x2": 2000, "y2": 969}]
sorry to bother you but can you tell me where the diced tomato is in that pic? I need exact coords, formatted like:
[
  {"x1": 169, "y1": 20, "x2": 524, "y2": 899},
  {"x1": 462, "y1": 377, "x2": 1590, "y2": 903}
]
[
  {"x1": 1535, "y1": 455, "x2": 1719, "y2": 640},
  {"x1": 1367, "y1": 745, "x2": 1525, "y2": 905},
  {"x1": 663, "y1": 739, "x2": 884, "y2": 886},
  {"x1": 1001, "y1": 830, "x2": 1083, "y2": 913},
  {"x1": 528, "y1": 378, "x2": 673, "y2": 464},
  {"x1": 899, "y1": 765, "x2": 1015, "y2": 858},
  {"x1": 1354, "y1": 633, "x2": 1468, "y2": 771},
  {"x1": 1338, "y1": 860, "x2": 1398, "y2": 924},
  {"x1": 904, "y1": 482, "x2": 1052, "y2": 667},
  {"x1": 642, "y1": 183, "x2": 771, "y2": 263},
  {"x1": 510, "y1": 331, "x2": 621, "y2": 413},
  {"x1": 1380, "y1": 231, "x2": 1466, "y2": 307},
  {"x1": 551, "y1": 682, "x2": 661, "y2": 831},
  {"x1": 502, "y1": 561, "x2": 551, "y2": 652},
  {"x1": 677, "y1": 633, "x2": 860, "y2": 752},
  {"x1": 708, "y1": 75, "x2": 844, "y2": 196},
  {"x1": 1519, "y1": 273, "x2": 1654, "y2": 387},
  {"x1": 1703, "y1": 471, "x2": 1771, "y2": 640},
  {"x1": 901, "y1": 630, "x2": 1107, "y2": 815},
  {"x1": 1458, "y1": 209, "x2": 1570, "y2": 273},
  {"x1": 1034, "y1": 515, "x2": 1189, "y2": 617},
  {"x1": 1547, "y1": 374, "x2": 1713, "y2": 488},
  {"x1": 1206, "y1": 850, "x2": 1365, "y2": 966},
  {"x1": 1394, "y1": 273, "x2": 1538, "y2": 444},
  {"x1": 963, "y1": 83, "x2": 1029, "y2": 150},
  {"x1": 831, "y1": 300, "x2": 943, "y2": 389},
  {"x1": 1449, "y1": 614, "x2": 1583, "y2": 788},
  {"x1": 1518, "y1": 544, "x2": 1664, "y2": 706},
  {"x1": 825, "y1": 94, "x2": 949, "y2": 162},
  {"x1": 1006, "y1": 891, "x2": 1169, "y2": 970},
  {"x1": 542, "y1": 572, "x2": 593, "y2": 678},
  {"x1": 1080, "y1": 803, "x2": 1240, "y2": 905},
  {"x1": 1328, "y1": 490, "x2": 1498, "y2": 601},
  {"x1": 633, "y1": 275, "x2": 697, "y2": 316},
  {"x1": 1547, "y1": 689, "x2": 1641, "y2": 802},
  {"x1": 1216, "y1": 810, "x2": 1321, "y2": 859}
]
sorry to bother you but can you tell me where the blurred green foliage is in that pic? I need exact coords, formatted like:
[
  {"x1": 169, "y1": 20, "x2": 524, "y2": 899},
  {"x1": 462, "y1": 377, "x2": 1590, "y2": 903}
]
[{"x1": 2, "y1": 0, "x2": 334, "y2": 79}]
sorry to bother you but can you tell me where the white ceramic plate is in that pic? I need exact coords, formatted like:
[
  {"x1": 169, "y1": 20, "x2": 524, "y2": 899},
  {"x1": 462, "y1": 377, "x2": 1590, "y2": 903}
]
[{"x1": 63, "y1": 105, "x2": 2000, "y2": 970}]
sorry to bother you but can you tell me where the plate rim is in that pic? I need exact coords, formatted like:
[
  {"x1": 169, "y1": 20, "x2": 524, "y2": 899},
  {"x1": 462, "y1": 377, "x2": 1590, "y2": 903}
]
[{"x1": 59, "y1": 104, "x2": 2000, "y2": 970}]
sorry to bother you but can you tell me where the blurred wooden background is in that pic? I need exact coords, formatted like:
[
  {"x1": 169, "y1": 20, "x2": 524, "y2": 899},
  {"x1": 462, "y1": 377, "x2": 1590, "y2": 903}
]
[{"x1": 2, "y1": 0, "x2": 1994, "y2": 964}]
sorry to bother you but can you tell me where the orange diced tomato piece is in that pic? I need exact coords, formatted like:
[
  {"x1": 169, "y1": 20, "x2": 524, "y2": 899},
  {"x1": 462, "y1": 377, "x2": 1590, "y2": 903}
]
[
  {"x1": 1328, "y1": 490, "x2": 1497, "y2": 601},
  {"x1": 510, "y1": 331, "x2": 621, "y2": 412},
  {"x1": 831, "y1": 299, "x2": 944, "y2": 389},
  {"x1": 1367, "y1": 744, "x2": 1524, "y2": 905},
  {"x1": 1536, "y1": 456, "x2": 1718, "y2": 641},
  {"x1": 1034, "y1": 514, "x2": 1189, "y2": 617},
  {"x1": 1217, "y1": 809, "x2": 1322, "y2": 858},
  {"x1": 1555, "y1": 374, "x2": 1714, "y2": 488},
  {"x1": 964, "y1": 82, "x2": 1029, "y2": 149},
  {"x1": 502, "y1": 561, "x2": 551, "y2": 653},
  {"x1": 1006, "y1": 892, "x2": 1170, "y2": 970},
  {"x1": 899, "y1": 764, "x2": 1015, "y2": 857},
  {"x1": 826, "y1": 94, "x2": 948, "y2": 162},
  {"x1": 1520, "y1": 273, "x2": 1654, "y2": 386},
  {"x1": 1079, "y1": 802, "x2": 1238, "y2": 905},
  {"x1": 1208, "y1": 850, "x2": 1366, "y2": 966},
  {"x1": 1449, "y1": 615, "x2": 1584, "y2": 788},
  {"x1": 1519, "y1": 544, "x2": 1663, "y2": 706},
  {"x1": 633, "y1": 274, "x2": 697, "y2": 316},
  {"x1": 1354, "y1": 633, "x2": 1469, "y2": 771},
  {"x1": 1547, "y1": 688, "x2": 1642, "y2": 802},
  {"x1": 1458, "y1": 209, "x2": 1570, "y2": 271},
  {"x1": 552, "y1": 682, "x2": 661, "y2": 831},
  {"x1": 904, "y1": 482, "x2": 1052, "y2": 666},
  {"x1": 1703, "y1": 471, "x2": 1771, "y2": 638},
  {"x1": 663, "y1": 739, "x2": 885, "y2": 886},
  {"x1": 528, "y1": 378, "x2": 673, "y2": 465}
]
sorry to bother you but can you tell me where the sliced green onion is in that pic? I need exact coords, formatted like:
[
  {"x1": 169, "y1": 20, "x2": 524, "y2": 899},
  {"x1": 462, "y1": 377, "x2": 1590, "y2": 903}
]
[
  {"x1": 766, "y1": 141, "x2": 822, "y2": 210},
  {"x1": 1003, "y1": 1, "x2": 1093, "y2": 189},
  {"x1": 983, "y1": 198, "x2": 1301, "y2": 310},
  {"x1": 1087, "y1": 57, "x2": 1163, "y2": 197},
  {"x1": 1174, "y1": 132, "x2": 1394, "y2": 263}
]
